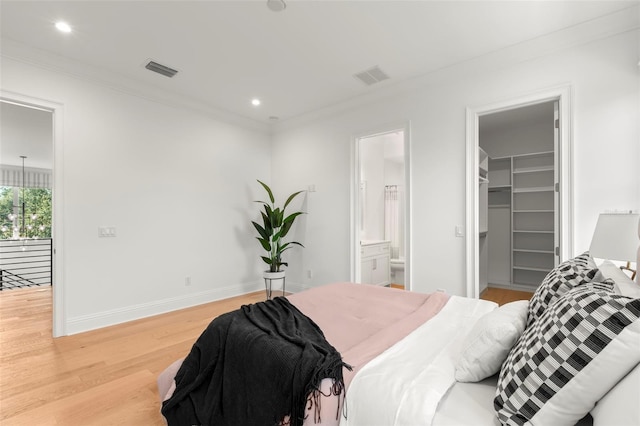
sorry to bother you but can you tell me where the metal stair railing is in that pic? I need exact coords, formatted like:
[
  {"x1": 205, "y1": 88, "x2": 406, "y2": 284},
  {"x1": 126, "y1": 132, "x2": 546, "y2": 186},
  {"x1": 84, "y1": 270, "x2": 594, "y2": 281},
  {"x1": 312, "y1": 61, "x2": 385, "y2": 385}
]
[{"x1": 0, "y1": 238, "x2": 52, "y2": 290}]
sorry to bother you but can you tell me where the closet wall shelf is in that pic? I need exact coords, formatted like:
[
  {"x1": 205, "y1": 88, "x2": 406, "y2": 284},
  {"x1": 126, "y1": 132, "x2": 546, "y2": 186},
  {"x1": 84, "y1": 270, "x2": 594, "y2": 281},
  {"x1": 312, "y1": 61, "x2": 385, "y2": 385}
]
[
  {"x1": 513, "y1": 186, "x2": 554, "y2": 193},
  {"x1": 513, "y1": 209, "x2": 553, "y2": 213},
  {"x1": 513, "y1": 229, "x2": 554, "y2": 234},
  {"x1": 513, "y1": 249, "x2": 554, "y2": 254},
  {"x1": 488, "y1": 185, "x2": 512, "y2": 192},
  {"x1": 513, "y1": 165, "x2": 554, "y2": 174},
  {"x1": 513, "y1": 265, "x2": 552, "y2": 272}
]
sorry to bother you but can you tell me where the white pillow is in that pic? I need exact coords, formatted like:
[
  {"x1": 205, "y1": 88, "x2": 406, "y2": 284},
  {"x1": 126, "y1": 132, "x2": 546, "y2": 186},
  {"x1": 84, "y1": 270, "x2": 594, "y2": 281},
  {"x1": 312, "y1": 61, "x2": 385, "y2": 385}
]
[
  {"x1": 495, "y1": 284, "x2": 640, "y2": 426},
  {"x1": 455, "y1": 300, "x2": 528, "y2": 383},
  {"x1": 596, "y1": 260, "x2": 640, "y2": 299},
  {"x1": 591, "y1": 363, "x2": 640, "y2": 426}
]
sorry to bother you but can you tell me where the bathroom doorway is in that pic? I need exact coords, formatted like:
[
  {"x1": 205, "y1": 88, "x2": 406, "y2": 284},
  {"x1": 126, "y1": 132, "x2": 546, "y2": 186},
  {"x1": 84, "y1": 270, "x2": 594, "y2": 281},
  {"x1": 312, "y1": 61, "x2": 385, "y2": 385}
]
[{"x1": 352, "y1": 124, "x2": 411, "y2": 290}]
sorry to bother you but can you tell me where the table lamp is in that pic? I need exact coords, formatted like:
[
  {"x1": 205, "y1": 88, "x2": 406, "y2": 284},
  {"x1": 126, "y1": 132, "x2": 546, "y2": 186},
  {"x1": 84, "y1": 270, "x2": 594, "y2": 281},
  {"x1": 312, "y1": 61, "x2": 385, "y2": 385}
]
[{"x1": 589, "y1": 212, "x2": 640, "y2": 280}]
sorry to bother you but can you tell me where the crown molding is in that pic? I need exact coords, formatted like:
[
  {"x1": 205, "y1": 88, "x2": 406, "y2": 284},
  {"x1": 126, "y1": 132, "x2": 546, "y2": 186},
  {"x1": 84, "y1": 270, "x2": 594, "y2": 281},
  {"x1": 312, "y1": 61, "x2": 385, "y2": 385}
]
[{"x1": 0, "y1": 38, "x2": 270, "y2": 135}]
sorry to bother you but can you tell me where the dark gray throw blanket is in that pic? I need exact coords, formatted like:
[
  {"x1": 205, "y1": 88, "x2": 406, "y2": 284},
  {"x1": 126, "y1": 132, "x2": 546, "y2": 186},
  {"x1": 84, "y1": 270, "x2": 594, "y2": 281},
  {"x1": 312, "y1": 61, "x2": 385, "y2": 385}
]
[{"x1": 161, "y1": 297, "x2": 350, "y2": 426}]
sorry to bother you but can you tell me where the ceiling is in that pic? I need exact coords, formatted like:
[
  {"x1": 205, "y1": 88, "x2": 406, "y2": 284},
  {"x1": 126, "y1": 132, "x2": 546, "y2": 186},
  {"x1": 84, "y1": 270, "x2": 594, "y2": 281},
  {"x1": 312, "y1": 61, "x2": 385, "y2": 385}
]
[
  {"x1": 0, "y1": 102, "x2": 53, "y2": 169},
  {"x1": 0, "y1": 1, "x2": 636, "y2": 125},
  {"x1": 479, "y1": 101, "x2": 555, "y2": 136}
]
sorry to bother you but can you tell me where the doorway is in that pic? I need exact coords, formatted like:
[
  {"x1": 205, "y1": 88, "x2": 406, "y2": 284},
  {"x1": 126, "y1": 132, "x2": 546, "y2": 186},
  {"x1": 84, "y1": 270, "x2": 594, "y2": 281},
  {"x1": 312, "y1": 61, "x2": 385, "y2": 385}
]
[
  {"x1": 0, "y1": 92, "x2": 65, "y2": 336},
  {"x1": 352, "y1": 124, "x2": 411, "y2": 290},
  {"x1": 479, "y1": 101, "x2": 558, "y2": 295},
  {"x1": 466, "y1": 87, "x2": 573, "y2": 298}
]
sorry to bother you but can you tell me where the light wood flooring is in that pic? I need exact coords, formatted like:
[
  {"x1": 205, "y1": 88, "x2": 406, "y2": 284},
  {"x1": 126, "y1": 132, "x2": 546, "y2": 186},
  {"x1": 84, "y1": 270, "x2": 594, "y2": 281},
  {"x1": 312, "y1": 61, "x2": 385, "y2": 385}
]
[
  {"x1": 480, "y1": 287, "x2": 533, "y2": 306},
  {"x1": 392, "y1": 283, "x2": 532, "y2": 306},
  {"x1": 0, "y1": 285, "x2": 531, "y2": 424},
  {"x1": 0, "y1": 286, "x2": 267, "y2": 425}
]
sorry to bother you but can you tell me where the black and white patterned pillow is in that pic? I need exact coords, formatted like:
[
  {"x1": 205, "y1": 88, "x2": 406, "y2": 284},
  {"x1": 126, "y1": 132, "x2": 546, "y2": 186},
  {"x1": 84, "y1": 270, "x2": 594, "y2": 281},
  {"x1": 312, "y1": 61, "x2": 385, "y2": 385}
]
[
  {"x1": 495, "y1": 282, "x2": 640, "y2": 426},
  {"x1": 527, "y1": 251, "x2": 599, "y2": 327}
]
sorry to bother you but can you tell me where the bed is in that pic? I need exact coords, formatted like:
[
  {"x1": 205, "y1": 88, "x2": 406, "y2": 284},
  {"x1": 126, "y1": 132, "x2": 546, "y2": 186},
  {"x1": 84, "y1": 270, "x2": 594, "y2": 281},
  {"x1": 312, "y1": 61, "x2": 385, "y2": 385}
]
[{"x1": 157, "y1": 252, "x2": 640, "y2": 426}]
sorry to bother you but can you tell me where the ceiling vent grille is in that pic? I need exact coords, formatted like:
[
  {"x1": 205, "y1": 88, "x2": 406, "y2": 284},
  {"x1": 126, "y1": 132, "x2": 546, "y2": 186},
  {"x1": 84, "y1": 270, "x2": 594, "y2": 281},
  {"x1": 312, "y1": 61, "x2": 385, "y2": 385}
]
[
  {"x1": 145, "y1": 60, "x2": 178, "y2": 78},
  {"x1": 353, "y1": 66, "x2": 390, "y2": 86}
]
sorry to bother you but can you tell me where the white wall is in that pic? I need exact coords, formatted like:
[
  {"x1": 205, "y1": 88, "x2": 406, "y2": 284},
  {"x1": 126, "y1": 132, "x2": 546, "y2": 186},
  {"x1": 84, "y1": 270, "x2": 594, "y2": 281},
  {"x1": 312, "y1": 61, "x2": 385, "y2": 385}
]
[
  {"x1": 1, "y1": 56, "x2": 271, "y2": 334},
  {"x1": 360, "y1": 135, "x2": 385, "y2": 241},
  {"x1": 272, "y1": 27, "x2": 640, "y2": 296}
]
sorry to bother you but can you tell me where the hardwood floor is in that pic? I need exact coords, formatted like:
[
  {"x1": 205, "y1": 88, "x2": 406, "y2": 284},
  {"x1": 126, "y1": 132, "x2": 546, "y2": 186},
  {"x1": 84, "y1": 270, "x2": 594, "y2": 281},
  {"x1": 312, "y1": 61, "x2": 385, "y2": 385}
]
[
  {"x1": 0, "y1": 284, "x2": 531, "y2": 424},
  {"x1": 481, "y1": 287, "x2": 533, "y2": 306},
  {"x1": 390, "y1": 284, "x2": 532, "y2": 306},
  {"x1": 0, "y1": 286, "x2": 266, "y2": 425}
]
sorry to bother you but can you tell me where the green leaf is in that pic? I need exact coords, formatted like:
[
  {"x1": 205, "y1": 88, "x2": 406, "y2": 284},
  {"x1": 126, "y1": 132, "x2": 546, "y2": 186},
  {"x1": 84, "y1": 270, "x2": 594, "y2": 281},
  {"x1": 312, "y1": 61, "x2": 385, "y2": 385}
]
[
  {"x1": 281, "y1": 212, "x2": 304, "y2": 238},
  {"x1": 257, "y1": 180, "x2": 274, "y2": 204},
  {"x1": 252, "y1": 221, "x2": 269, "y2": 240},
  {"x1": 283, "y1": 211, "x2": 304, "y2": 224},
  {"x1": 256, "y1": 237, "x2": 271, "y2": 251},
  {"x1": 280, "y1": 241, "x2": 304, "y2": 252},
  {"x1": 280, "y1": 220, "x2": 293, "y2": 238},
  {"x1": 261, "y1": 256, "x2": 273, "y2": 266},
  {"x1": 272, "y1": 208, "x2": 282, "y2": 228},
  {"x1": 283, "y1": 190, "x2": 304, "y2": 210}
]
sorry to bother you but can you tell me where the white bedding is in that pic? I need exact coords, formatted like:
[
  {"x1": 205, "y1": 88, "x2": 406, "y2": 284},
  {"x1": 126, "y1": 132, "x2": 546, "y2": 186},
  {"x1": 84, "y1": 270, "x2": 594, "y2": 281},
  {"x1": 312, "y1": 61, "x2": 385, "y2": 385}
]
[
  {"x1": 341, "y1": 296, "x2": 497, "y2": 426},
  {"x1": 432, "y1": 376, "x2": 499, "y2": 426}
]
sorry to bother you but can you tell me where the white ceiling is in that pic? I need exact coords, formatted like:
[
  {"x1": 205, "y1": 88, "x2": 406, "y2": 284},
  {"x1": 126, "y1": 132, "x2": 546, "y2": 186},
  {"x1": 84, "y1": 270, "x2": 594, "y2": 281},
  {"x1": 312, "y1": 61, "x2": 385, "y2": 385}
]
[
  {"x1": 479, "y1": 101, "x2": 555, "y2": 135},
  {"x1": 0, "y1": 102, "x2": 53, "y2": 169},
  {"x1": 0, "y1": 1, "x2": 636, "y2": 126}
]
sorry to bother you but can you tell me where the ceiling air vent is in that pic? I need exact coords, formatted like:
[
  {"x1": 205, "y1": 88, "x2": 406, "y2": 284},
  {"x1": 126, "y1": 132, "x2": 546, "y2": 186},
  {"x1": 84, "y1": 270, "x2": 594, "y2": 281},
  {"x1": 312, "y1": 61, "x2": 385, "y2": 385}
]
[
  {"x1": 145, "y1": 60, "x2": 178, "y2": 78},
  {"x1": 353, "y1": 66, "x2": 390, "y2": 86}
]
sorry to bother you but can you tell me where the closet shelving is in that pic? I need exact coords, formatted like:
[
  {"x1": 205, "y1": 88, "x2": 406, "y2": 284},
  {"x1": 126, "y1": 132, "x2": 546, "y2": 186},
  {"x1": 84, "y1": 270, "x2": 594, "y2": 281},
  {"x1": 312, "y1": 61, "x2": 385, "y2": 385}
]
[
  {"x1": 485, "y1": 157, "x2": 512, "y2": 288},
  {"x1": 510, "y1": 151, "x2": 555, "y2": 289},
  {"x1": 481, "y1": 151, "x2": 556, "y2": 291}
]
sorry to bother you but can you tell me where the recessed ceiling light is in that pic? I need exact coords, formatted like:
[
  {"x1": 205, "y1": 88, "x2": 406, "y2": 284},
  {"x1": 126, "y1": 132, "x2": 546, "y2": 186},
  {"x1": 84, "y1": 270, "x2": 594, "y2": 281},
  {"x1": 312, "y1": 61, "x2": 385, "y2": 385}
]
[
  {"x1": 55, "y1": 21, "x2": 72, "y2": 33},
  {"x1": 251, "y1": 98, "x2": 261, "y2": 107}
]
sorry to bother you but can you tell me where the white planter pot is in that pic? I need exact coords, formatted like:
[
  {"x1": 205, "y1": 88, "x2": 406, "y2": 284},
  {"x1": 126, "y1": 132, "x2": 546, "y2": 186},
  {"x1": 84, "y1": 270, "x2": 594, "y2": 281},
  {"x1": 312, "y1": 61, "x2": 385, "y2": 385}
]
[{"x1": 263, "y1": 270, "x2": 286, "y2": 299}]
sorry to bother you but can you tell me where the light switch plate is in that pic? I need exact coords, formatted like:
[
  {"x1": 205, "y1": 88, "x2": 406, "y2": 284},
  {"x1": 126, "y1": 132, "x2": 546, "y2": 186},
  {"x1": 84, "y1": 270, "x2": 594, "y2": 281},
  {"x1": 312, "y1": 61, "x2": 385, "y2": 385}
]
[{"x1": 98, "y1": 227, "x2": 116, "y2": 237}]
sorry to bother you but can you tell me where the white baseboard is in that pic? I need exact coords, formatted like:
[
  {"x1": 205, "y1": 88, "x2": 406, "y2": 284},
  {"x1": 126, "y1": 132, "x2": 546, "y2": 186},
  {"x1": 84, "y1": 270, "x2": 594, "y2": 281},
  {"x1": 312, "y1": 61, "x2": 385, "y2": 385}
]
[{"x1": 66, "y1": 281, "x2": 263, "y2": 335}]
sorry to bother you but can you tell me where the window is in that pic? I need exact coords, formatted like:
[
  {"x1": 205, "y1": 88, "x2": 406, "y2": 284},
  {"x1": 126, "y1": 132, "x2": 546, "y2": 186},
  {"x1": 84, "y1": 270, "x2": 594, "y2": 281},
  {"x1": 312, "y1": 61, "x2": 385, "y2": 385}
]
[{"x1": 0, "y1": 186, "x2": 52, "y2": 239}]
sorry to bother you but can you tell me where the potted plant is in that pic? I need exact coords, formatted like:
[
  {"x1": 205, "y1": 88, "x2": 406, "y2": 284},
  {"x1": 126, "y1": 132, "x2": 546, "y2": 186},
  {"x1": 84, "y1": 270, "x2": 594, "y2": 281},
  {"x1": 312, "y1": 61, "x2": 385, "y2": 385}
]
[{"x1": 252, "y1": 180, "x2": 305, "y2": 296}]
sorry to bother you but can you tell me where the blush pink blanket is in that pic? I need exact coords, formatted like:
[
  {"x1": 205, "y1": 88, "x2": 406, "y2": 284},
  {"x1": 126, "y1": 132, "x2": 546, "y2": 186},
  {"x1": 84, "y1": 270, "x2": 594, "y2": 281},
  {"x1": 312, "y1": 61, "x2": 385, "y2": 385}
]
[
  {"x1": 157, "y1": 283, "x2": 450, "y2": 425},
  {"x1": 287, "y1": 283, "x2": 450, "y2": 388}
]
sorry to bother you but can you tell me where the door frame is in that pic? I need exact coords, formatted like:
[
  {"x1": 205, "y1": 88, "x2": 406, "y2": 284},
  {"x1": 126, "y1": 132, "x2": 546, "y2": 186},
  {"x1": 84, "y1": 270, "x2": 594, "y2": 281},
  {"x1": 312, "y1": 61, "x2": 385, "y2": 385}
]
[
  {"x1": 465, "y1": 86, "x2": 573, "y2": 298},
  {"x1": 1, "y1": 90, "x2": 66, "y2": 337},
  {"x1": 351, "y1": 121, "x2": 412, "y2": 290}
]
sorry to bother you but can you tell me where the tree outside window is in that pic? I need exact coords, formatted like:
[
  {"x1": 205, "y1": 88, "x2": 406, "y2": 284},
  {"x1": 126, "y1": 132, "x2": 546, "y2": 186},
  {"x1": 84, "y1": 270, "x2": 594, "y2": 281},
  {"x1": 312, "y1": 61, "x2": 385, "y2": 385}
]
[{"x1": 0, "y1": 186, "x2": 52, "y2": 239}]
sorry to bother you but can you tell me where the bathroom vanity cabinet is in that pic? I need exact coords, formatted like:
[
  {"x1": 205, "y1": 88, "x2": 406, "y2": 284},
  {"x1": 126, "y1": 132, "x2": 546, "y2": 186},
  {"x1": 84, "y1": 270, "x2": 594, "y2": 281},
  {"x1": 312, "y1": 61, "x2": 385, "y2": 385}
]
[{"x1": 361, "y1": 240, "x2": 391, "y2": 286}]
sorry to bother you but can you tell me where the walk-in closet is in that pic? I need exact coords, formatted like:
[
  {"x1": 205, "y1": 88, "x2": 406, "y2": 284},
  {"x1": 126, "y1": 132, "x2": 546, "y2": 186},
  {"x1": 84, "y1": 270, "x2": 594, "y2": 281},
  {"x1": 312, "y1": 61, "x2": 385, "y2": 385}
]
[{"x1": 478, "y1": 101, "x2": 560, "y2": 293}]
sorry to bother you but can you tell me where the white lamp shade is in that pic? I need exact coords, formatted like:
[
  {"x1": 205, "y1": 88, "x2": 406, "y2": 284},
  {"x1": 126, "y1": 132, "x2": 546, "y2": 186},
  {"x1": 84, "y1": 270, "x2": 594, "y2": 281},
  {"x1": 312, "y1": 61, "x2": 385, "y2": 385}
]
[{"x1": 589, "y1": 213, "x2": 640, "y2": 262}]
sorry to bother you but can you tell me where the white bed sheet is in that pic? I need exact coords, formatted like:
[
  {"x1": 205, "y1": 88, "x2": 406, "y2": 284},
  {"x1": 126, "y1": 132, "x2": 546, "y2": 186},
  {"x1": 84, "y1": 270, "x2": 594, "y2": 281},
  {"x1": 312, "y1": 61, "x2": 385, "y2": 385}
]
[
  {"x1": 432, "y1": 375, "x2": 499, "y2": 426},
  {"x1": 340, "y1": 296, "x2": 497, "y2": 426}
]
